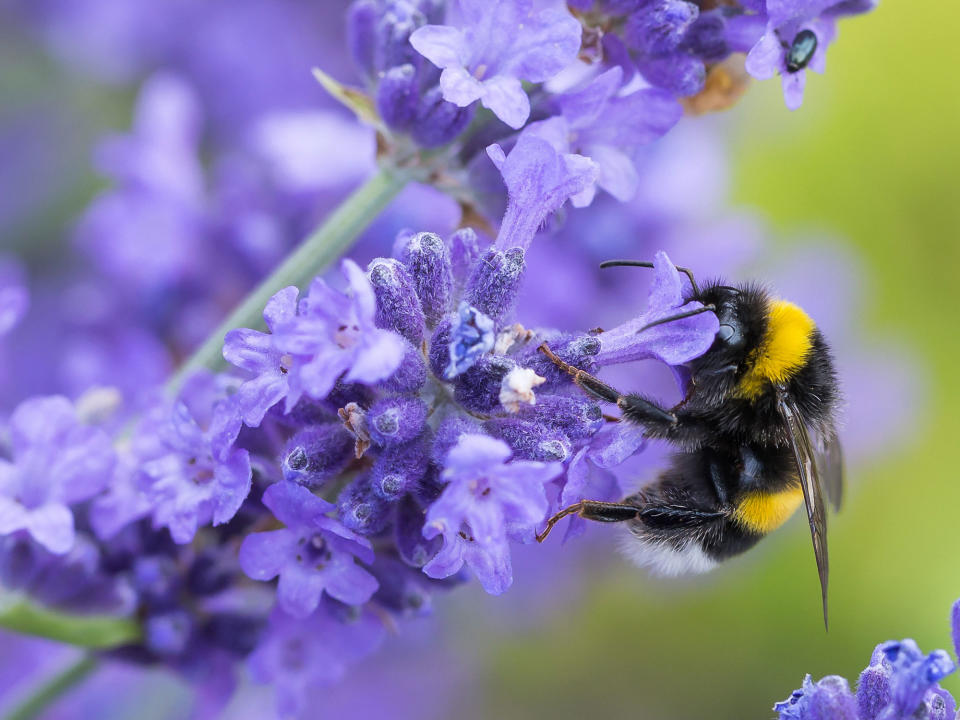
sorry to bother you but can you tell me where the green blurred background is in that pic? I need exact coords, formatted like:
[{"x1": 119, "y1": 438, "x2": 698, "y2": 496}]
[{"x1": 463, "y1": 3, "x2": 960, "y2": 718}]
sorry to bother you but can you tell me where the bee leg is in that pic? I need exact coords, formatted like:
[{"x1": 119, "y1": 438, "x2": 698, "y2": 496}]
[
  {"x1": 536, "y1": 500, "x2": 640, "y2": 543},
  {"x1": 538, "y1": 343, "x2": 623, "y2": 405},
  {"x1": 618, "y1": 393, "x2": 678, "y2": 429}
]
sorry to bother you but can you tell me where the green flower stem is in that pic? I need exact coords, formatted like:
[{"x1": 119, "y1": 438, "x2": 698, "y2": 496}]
[
  {"x1": 5, "y1": 655, "x2": 99, "y2": 720},
  {"x1": 0, "y1": 595, "x2": 140, "y2": 648},
  {"x1": 168, "y1": 166, "x2": 409, "y2": 392}
]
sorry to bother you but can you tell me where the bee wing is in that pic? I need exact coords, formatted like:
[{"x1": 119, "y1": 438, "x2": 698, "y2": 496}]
[
  {"x1": 776, "y1": 389, "x2": 829, "y2": 629},
  {"x1": 817, "y1": 431, "x2": 844, "y2": 512}
]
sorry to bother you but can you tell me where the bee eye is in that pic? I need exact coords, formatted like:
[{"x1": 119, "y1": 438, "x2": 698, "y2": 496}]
[{"x1": 717, "y1": 324, "x2": 735, "y2": 342}]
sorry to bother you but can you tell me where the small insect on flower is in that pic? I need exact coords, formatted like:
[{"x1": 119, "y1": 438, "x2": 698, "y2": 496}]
[
  {"x1": 537, "y1": 260, "x2": 843, "y2": 627},
  {"x1": 785, "y1": 30, "x2": 819, "y2": 74}
]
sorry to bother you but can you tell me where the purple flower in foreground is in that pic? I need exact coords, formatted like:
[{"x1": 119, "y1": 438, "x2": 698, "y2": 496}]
[
  {"x1": 138, "y1": 373, "x2": 252, "y2": 544},
  {"x1": 249, "y1": 604, "x2": 385, "y2": 717},
  {"x1": 225, "y1": 260, "x2": 407, "y2": 426},
  {"x1": 239, "y1": 482, "x2": 377, "y2": 618},
  {"x1": 0, "y1": 397, "x2": 114, "y2": 554},
  {"x1": 423, "y1": 434, "x2": 561, "y2": 594},
  {"x1": 410, "y1": 0, "x2": 581, "y2": 128},
  {"x1": 596, "y1": 250, "x2": 719, "y2": 369},
  {"x1": 487, "y1": 133, "x2": 598, "y2": 251}
]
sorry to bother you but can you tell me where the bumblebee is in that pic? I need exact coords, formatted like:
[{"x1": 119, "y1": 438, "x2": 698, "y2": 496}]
[{"x1": 537, "y1": 260, "x2": 843, "y2": 625}]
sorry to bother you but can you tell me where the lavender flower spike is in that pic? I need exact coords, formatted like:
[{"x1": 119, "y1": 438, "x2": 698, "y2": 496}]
[
  {"x1": 0, "y1": 396, "x2": 114, "y2": 554},
  {"x1": 410, "y1": 0, "x2": 582, "y2": 128},
  {"x1": 596, "y1": 250, "x2": 719, "y2": 368},
  {"x1": 239, "y1": 482, "x2": 378, "y2": 618},
  {"x1": 422, "y1": 434, "x2": 562, "y2": 594}
]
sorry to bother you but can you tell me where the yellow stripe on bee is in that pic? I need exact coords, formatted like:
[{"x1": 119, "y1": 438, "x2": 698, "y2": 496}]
[
  {"x1": 733, "y1": 485, "x2": 804, "y2": 534},
  {"x1": 736, "y1": 300, "x2": 815, "y2": 399}
]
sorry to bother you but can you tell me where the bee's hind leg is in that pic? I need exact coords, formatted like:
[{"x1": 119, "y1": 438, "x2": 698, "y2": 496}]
[{"x1": 536, "y1": 500, "x2": 640, "y2": 543}]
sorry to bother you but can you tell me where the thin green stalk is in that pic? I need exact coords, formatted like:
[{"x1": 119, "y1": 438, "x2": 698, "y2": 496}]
[
  {"x1": 0, "y1": 596, "x2": 140, "y2": 648},
  {"x1": 5, "y1": 655, "x2": 98, "y2": 720},
  {"x1": 168, "y1": 167, "x2": 409, "y2": 391}
]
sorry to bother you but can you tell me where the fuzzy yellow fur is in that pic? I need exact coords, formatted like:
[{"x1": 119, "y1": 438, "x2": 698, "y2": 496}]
[
  {"x1": 733, "y1": 485, "x2": 804, "y2": 534},
  {"x1": 736, "y1": 300, "x2": 815, "y2": 399}
]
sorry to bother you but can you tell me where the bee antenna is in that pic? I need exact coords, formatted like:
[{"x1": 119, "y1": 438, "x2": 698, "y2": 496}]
[
  {"x1": 637, "y1": 305, "x2": 717, "y2": 333},
  {"x1": 598, "y1": 259, "x2": 701, "y2": 297}
]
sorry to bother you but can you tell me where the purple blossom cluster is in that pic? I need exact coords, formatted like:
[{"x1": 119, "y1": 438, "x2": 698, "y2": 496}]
[{"x1": 774, "y1": 599, "x2": 960, "y2": 720}]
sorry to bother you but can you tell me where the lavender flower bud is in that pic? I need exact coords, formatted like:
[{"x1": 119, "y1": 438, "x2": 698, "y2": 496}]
[
  {"x1": 377, "y1": 64, "x2": 419, "y2": 130},
  {"x1": 431, "y1": 415, "x2": 481, "y2": 464},
  {"x1": 204, "y1": 613, "x2": 265, "y2": 657},
  {"x1": 394, "y1": 494, "x2": 440, "y2": 567},
  {"x1": 517, "y1": 394, "x2": 604, "y2": 439},
  {"x1": 445, "y1": 302, "x2": 495, "y2": 379},
  {"x1": 485, "y1": 418, "x2": 571, "y2": 462},
  {"x1": 454, "y1": 356, "x2": 515, "y2": 414},
  {"x1": 624, "y1": 1, "x2": 699, "y2": 55},
  {"x1": 367, "y1": 396, "x2": 428, "y2": 447},
  {"x1": 368, "y1": 257, "x2": 426, "y2": 344},
  {"x1": 428, "y1": 318, "x2": 453, "y2": 377},
  {"x1": 411, "y1": 85, "x2": 475, "y2": 148},
  {"x1": 282, "y1": 424, "x2": 354, "y2": 487},
  {"x1": 684, "y1": 11, "x2": 728, "y2": 63},
  {"x1": 378, "y1": 341, "x2": 428, "y2": 393},
  {"x1": 338, "y1": 476, "x2": 392, "y2": 536},
  {"x1": 371, "y1": 557, "x2": 432, "y2": 615},
  {"x1": 401, "y1": 231, "x2": 453, "y2": 325},
  {"x1": 347, "y1": 0, "x2": 379, "y2": 77},
  {"x1": 464, "y1": 247, "x2": 525, "y2": 321},
  {"x1": 132, "y1": 556, "x2": 181, "y2": 610},
  {"x1": 145, "y1": 611, "x2": 193, "y2": 657},
  {"x1": 186, "y1": 551, "x2": 234, "y2": 597},
  {"x1": 449, "y1": 227, "x2": 482, "y2": 284},
  {"x1": 372, "y1": 440, "x2": 429, "y2": 501},
  {"x1": 375, "y1": 1, "x2": 426, "y2": 70},
  {"x1": 856, "y1": 665, "x2": 890, "y2": 720},
  {"x1": 637, "y1": 53, "x2": 705, "y2": 96},
  {"x1": 520, "y1": 333, "x2": 600, "y2": 387}
]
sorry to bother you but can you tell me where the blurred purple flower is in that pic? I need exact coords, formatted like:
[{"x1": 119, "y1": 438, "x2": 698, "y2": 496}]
[
  {"x1": 0, "y1": 396, "x2": 114, "y2": 554},
  {"x1": 0, "y1": 279, "x2": 28, "y2": 337},
  {"x1": 422, "y1": 434, "x2": 561, "y2": 594},
  {"x1": 249, "y1": 604, "x2": 385, "y2": 718},
  {"x1": 544, "y1": 66, "x2": 682, "y2": 204},
  {"x1": 410, "y1": 0, "x2": 581, "y2": 128},
  {"x1": 239, "y1": 482, "x2": 377, "y2": 618}
]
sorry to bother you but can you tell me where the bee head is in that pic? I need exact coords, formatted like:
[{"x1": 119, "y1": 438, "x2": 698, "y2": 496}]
[{"x1": 690, "y1": 283, "x2": 772, "y2": 380}]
